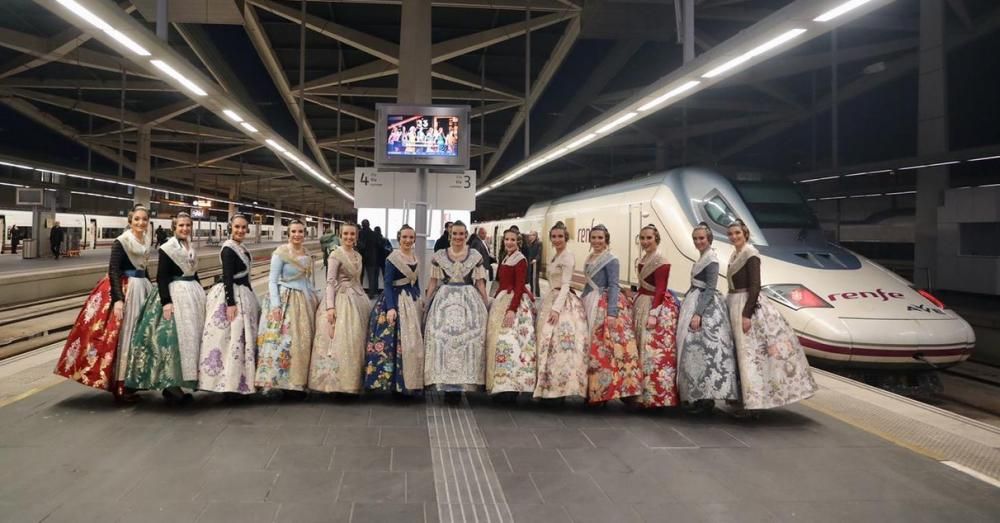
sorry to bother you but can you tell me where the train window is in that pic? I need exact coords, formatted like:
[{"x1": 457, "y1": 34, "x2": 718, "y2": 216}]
[
  {"x1": 704, "y1": 196, "x2": 738, "y2": 228},
  {"x1": 733, "y1": 181, "x2": 818, "y2": 229},
  {"x1": 101, "y1": 228, "x2": 125, "y2": 238}
]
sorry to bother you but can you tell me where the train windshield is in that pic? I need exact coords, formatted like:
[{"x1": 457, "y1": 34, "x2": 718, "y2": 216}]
[{"x1": 733, "y1": 181, "x2": 819, "y2": 229}]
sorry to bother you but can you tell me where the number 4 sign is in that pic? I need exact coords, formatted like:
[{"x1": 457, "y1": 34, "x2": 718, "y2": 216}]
[{"x1": 354, "y1": 168, "x2": 476, "y2": 211}]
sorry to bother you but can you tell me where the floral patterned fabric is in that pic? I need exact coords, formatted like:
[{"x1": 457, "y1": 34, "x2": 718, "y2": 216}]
[
  {"x1": 364, "y1": 255, "x2": 423, "y2": 393},
  {"x1": 676, "y1": 286, "x2": 739, "y2": 402},
  {"x1": 55, "y1": 276, "x2": 126, "y2": 392},
  {"x1": 125, "y1": 279, "x2": 204, "y2": 390},
  {"x1": 310, "y1": 248, "x2": 370, "y2": 394},
  {"x1": 727, "y1": 290, "x2": 817, "y2": 409},
  {"x1": 532, "y1": 252, "x2": 589, "y2": 400},
  {"x1": 583, "y1": 291, "x2": 642, "y2": 403},
  {"x1": 255, "y1": 287, "x2": 319, "y2": 391},
  {"x1": 486, "y1": 288, "x2": 537, "y2": 393},
  {"x1": 199, "y1": 283, "x2": 260, "y2": 394},
  {"x1": 632, "y1": 293, "x2": 680, "y2": 407}
]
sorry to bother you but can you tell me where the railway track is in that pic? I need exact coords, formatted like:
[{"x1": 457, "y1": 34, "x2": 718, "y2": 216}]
[
  {"x1": 924, "y1": 361, "x2": 1000, "y2": 427},
  {"x1": 0, "y1": 254, "x2": 321, "y2": 362}
]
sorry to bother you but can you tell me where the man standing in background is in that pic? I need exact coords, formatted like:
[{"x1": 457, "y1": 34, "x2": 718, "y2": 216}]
[
  {"x1": 434, "y1": 221, "x2": 453, "y2": 252},
  {"x1": 50, "y1": 221, "x2": 64, "y2": 259},
  {"x1": 523, "y1": 231, "x2": 541, "y2": 296}
]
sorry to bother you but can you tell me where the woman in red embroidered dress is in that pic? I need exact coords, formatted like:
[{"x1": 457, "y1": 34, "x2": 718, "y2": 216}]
[{"x1": 632, "y1": 224, "x2": 680, "y2": 407}]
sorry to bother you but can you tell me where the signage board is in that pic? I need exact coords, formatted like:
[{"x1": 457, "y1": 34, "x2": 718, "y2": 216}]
[{"x1": 354, "y1": 168, "x2": 476, "y2": 211}]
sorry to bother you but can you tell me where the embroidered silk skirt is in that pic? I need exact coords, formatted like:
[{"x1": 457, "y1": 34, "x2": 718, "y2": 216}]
[
  {"x1": 533, "y1": 289, "x2": 589, "y2": 399},
  {"x1": 255, "y1": 288, "x2": 319, "y2": 391},
  {"x1": 364, "y1": 290, "x2": 424, "y2": 393},
  {"x1": 582, "y1": 291, "x2": 642, "y2": 403},
  {"x1": 309, "y1": 288, "x2": 371, "y2": 393},
  {"x1": 486, "y1": 289, "x2": 537, "y2": 393},
  {"x1": 199, "y1": 283, "x2": 260, "y2": 394},
  {"x1": 676, "y1": 287, "x2": 739, "y2": 402},
  {"x1": 726, "y1": 291, "x2": 817, "y2": 409},
  {"x1": 125, "y1": 280, "x2": 205, "y2": 390},
  {"x1": 423, "y1": 284, "x2": 487, "y2": 391},
  {"x1": 55, "y1": 276, "x2": 129, "y2": 392},
  {"x1": 632, "y1": 293, "x2": 680, "y2": 407}
]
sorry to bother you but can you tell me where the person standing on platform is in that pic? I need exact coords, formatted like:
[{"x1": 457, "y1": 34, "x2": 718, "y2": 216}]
[
  {"x1": 364, "y1": 225, "x2": 424, "y2": 395},
  {"x1": 199, "y1": 215, "x2": 260, "y2": 396},
  {"x1": 423, "y1": 221, "x2": 489, "y2": 404},
  {"x1": 374, "y1": 226, "x2": 390, "y2": 289},
  {"x1": 320, "y1": 225, "x2": 340, "y2": 271},
  {"x1": 581, "y1": 225, "x2": 641, "y2": 405},
  {"x1": 726, "y1": 219, "x2": 817, "y2": 411},
  {"x1": 522, "y1": 231, "x2": 542, "y2": 296},
  {"x1": 359, "y1": 220, "x2": 380, "y2": 297},
  {"x1": 485, "y1": 229, "x2": 537, "y2": 398},
  {"x1": 433, "y1": 221, "x2": 453, "y2": 252},
  {"x1": 126, "y1": 212, "x2": 205, "y2": 404},
  {"x1": 55, "y1": 204, "x2": 152, "y2": 402},
  {"x1": 632, "y1": 224, "x2": 680, "y2": 408},
  {"x1": 255, "y1": 220, "x2": 319, "y2": 399},
  {"x1": 468, "y1": 226, "x2": 494, "y2": 282},
  {"x1": 310, "y1": 223, "x2": 370, "y2": 395},
  {"x1": 10, "y1": 225, "x2": 19, "y2": 254},
  {"x1": 533, "y1": 221, "x2": 589, "y2": 400},
  {"x1": 50, "y1": 221, "x2": 64, "y2": 259},
  {"x1": 155, "y1": 225, "x2": 168, "y2": 248},
  {"x1": 676, "y1": 223, "x2": 738, "y2": 413}
]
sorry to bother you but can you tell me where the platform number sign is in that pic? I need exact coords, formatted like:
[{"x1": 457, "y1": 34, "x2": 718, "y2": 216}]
[
  {"x1": 435, "y1": 171, "x2": 476, "y2": 210},
  {"x1": 354, "y1": 167, "x2": 476, "y2": 210}
]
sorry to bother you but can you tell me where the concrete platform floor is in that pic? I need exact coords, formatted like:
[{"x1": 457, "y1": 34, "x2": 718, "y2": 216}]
[{"x1": 0, "y1": 383, "x2": 998, "y2": 523}]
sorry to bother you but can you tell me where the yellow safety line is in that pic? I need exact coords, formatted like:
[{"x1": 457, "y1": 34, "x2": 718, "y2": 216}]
[
  {"x1": 803, "y1": 400, "x2": 947, "y2": 461},
  {"x1": 0, "y1": 379, "x2": 63, "y2": 409}
]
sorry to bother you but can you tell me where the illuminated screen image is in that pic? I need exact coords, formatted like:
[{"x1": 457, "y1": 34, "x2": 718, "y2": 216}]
[{"x1": 386, "y1": 115, "x2": 460, "y2": 157}]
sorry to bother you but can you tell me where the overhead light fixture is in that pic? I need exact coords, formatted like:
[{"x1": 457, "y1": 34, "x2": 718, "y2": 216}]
[
  {"x1": 240, "y1": 122, "x2": 259, "y2": 133},
  {"x1": 818, "y1": 196, "x2": 847, "y2": 200},
  {"x1": 150, "y1": 60, "x2": 207, "y2": 96},
  {"x1": 0, "y1": 160, "x2": 33, "y2": 170},
  {"x1": 0, "y1": 182, "x2": 26, "y2": 188},
  {"x1": 968, "y1": 155, "x2": 1000, "y2": 162},
  {"x1": 814, "y1": 0, "x2": 874, "y2": 23},
  {"x1": 843, "y1": 169, "x2": 892, "y2": 178},
  {"x1": 638, "y1": 80, "x2": 701, "y2": 112},
  {"x1": 897, "y1": 161, "x2": 960, "y2": 171},
  {"x1": 798, "y1": 175, "x2": 840, "y2": 184},
  {"x1": 703, "y1": 28, "x2": 807, "y2": 79},
  {"x1": 223, "y1": 109, "x2": 244, "y2": 123},
  {"x1": 849, "y1": 193, "x2": 882, "y2": 198},
  {"x1": 56, "y1": 0, "x2": 150, "y2": 57},
  {"x1": 595, "y1": 112, "x2": 638, "y2": 134},
  {"x1": 476, "y1": 188, "x2": 491, "y2": 197},
  {"x1": 565, "y1": 133, "x2": 597, "y2": 150},
  {"x1": 886, "y1": 190, "x2": 916, "y2": 196},
  {"x1": 335, "y1": 186, "x2": 354, "y2": 200}
]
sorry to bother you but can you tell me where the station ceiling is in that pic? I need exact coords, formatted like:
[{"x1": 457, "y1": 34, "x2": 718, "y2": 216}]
[{"x1": 0, "y1": 0, "x2": 998, "y2": 219}]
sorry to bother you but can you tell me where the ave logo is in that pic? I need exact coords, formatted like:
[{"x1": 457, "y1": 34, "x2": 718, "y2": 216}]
[{"x1": 907, "y1": 303, "x2": 945, "y2": 315}]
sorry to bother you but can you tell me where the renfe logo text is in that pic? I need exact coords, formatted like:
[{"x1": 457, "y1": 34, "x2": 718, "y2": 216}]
[{"x1": 827, "y1": 289, "x2": 904, "y2": 302}]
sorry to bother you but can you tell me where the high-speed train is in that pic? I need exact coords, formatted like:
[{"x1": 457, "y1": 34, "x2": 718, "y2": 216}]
[
  {"x1": 0, "y1": 209, "x2": 320, "y2": 251},
  {"x1": 475, "y1": 168, "x2": 975, "y2": 376}
]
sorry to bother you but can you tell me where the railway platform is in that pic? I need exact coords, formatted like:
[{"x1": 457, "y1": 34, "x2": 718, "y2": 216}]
[{"x1": 1, "y1": 354, "x2": 998, "y2": 522}]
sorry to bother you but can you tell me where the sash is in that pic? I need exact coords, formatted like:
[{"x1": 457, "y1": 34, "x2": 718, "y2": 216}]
[
  {"x1": 636, "y1": 251, "x2": 665, "y2": 292},
  {"x1": 501, "y1": 250, "x2": 525, "y2": 266},
  {"x1": 275, "y1": 244, "x2": 312, "y2": 281},
  {"x1": 584, "y1": 250, "x2": 615, "y2": 291},
  {"x1": 160, "y1": 237, "x2": 198, "y2": 277},
  {"x1": 116, "y1": 229, "x2": 151, "y2": 270},
  {"x1": 221, "y1": 239, "x2": 251, "y2": 280},
  {"x1": 727, "y1": 244, "x2": 760, "y2": 286},
  {"x1": 690, "y1": 248, "x2": 718, "y2": 289},
  {"x1": 388, "y1": 250, "x2": 419, "y2": 287}
]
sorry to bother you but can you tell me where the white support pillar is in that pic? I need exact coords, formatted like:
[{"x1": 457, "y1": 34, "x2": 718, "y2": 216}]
[
  {"x1": 135, "y1": 126, "x2": 152, "y2": 208},
  {"x1": 273, "y1": 200, "x2": 283, "y2": 242},
  {"x1": 914, "y1": 0, "x2": 949, "y2": 289},
  {"x1": 398, "y1": 0, "x2": 433, "y2": 279}
]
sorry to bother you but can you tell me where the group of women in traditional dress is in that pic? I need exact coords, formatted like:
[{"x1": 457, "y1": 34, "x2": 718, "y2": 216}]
[{"x1": 55, "y1": 205, "x2": 816, "y2": 414}]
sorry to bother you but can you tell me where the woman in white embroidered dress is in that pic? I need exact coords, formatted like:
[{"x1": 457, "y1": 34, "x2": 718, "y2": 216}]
[
  {"x1": 726, "y1": 220, "x2": 817, "y2": 410},
  {"x1": 310, "y1": 223, "x2": 371, "y2": 394},
  {"x1": 199, "y1": 215, "x2": 260, "y2": 395},
  {"x1": 423, "y1": 221, "x2": 489, "y2": 404},
  {"x1": 533, "y1": 221, "x2": 589, "y2": 400}
]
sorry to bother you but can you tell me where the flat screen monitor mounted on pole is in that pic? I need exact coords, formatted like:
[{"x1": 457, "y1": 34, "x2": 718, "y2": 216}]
[{"x1": 375, "y1": 104, "x2": 471, "y2": 170}]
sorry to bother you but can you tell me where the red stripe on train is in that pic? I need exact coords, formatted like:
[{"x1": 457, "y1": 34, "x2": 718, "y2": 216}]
[{"x1": 797, "y1": 336, "x2": 972, "y2": 358}]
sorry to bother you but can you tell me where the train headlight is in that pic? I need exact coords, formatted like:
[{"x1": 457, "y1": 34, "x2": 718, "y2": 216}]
[
  {"x1": 762, "y1": 284, "x2": 832, "y2": 310},
  {"x1": 913, "y1": 287, "x2": 946, "y2": 309}
]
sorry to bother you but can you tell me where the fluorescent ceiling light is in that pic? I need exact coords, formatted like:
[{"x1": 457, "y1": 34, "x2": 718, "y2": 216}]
[
  {"x1": 56, "y1": 0, "x2": 150, "y2": 57},
  {"x1": 476, "y1": 188, "x2": 491, "y2": 197},
  {"x1": 885, "y1": 190, "x2": 916, "y2": 196},
  {"x1": 638, "y1": 80, "x2": 701, "y2": 112},
  {"x1": 849, "y1": 193, "x2": 882, "y2": 198},
  {"x1": 979, "y1": 183, "x2": 1000, "y2": 188},
  {"x1": 0, "y1": 160, "x2": 33, "y2": 170},
  {"x1": 814, "y1": 0, "x2": 874, "y2": 22},
  {"x1": 223, "y1": 109, "x2": 244, "y2": 123},
  {"x1": 818, "y1": 196, "x2": 847, "y2": 200},
  {"x1": 240, "y1": 122, "x2": 259, "y2": 133},
  {"x1": 150, "y1": 60, "x2": 207, "y2": 96},
  {"x1": 703, "y1": 29, "x2": 807, "y2": 79},
  {"x1": 595, "y1": 112, "x2": 638, "y2": 134},
  {"x1": 265, "y1": 139, "x2": 286, "y2": 153},
  {"x1": 897, "y1": 161, "x2": 960, "y2": 171},
  {"x1": 489, "y1": 183, "x2": 500, "y2": 189},
  {"x1": 968, "y1": 155, "x2": 1000, "y2": 162},
  {"x1": 565, "y1": 133, "x2": 597, "y2": 150},
  {"x1": 0, "y1": 182, "x2": 26, "y2": 188},
  {"x1": 335, "y1": 187, "x2": 354, "y2": 200},
  {"x1": 843, "y1": 169, "x2": 892, "y2": 177},
  {"x1": 798, "y1": 175, "x2": 839, "y2": 183}
]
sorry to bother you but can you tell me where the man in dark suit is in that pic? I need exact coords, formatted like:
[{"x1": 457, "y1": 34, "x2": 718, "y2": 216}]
[
  {"x1": 358, "y1": 219, "x2": 380, "y2": 297},
  {"x1": 433, "y1": 221, "x2": 453, "y2": 252},
  {"x1": 49, "y1": 221, "x2": 65, "y2": 259},
  {"x1": 467, "y1": 226, "x2": 493, "y2": 282},
  {"x1": 523, "y1": 231, "x2": 542, "y2": 295}
]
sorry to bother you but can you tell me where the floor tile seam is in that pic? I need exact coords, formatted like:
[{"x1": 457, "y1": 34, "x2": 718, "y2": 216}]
[
  {"x1": 446, "y1": 407, "x2": 483, "y2": 520},
  {"x1": 458, "y1": 409, "x2": 511, "y2": 521}
]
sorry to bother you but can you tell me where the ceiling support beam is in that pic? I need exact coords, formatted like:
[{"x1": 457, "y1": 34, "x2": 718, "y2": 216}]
[
  {"x1": 306, "y1": 85, "x2": 519, "y2": 102},
  {"x1": 243, "y1": 2, "x2": 334, "y2": 176},
  {"x1": 431, "y1": 11, "x2": 576, "y2": 63},
  {"x1": 302, "y1": 95, "x2": 378, "y2": 123},
  {"x1": 483, "y1": 16, "x2": 580, "y2": 179},
  {"x1": 142, "y1": 99, "x2": 199, "y2": 128},
  {"x1": 0, "y1": 78, "x2": 171, "y2": 91},
  {"x1": 0, "y1": 26, "x2": 156, "y2": 79}
]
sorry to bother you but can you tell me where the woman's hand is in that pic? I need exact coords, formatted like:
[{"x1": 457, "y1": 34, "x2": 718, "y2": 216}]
[
  {"x1": 326, "y1": 308, "x2": 336, "y2": 325},
  {"x1": 270, "y1": 308, "x2": 283, "y2": 323},
  {"x1": 503, "y1": 310, "x2": 515, "y2": 329},
  {"x1": 226, "y1": 305, "x2": 238, "y2": 323},
  {"x1": 387, "y1": 309, "x2": 397, "y2": 324},
  {"x1": 742, "y1": 316, "x2": 751, "y2": 334},
  {"x1": 645, "y1": 314, "x2": 657, "y2": 330},
  {"x1": 548, "y1": 310, "x2": 560, "y2": 325},
  {"x1": 689, "y1": 314, "x2": 701, "y2": 331},
  {"x1": 113, "y1": 301, "x2": 124, "y2": 321},
  {"x1": 162, "y1": 304, "x2": 174, "y2": 321}
]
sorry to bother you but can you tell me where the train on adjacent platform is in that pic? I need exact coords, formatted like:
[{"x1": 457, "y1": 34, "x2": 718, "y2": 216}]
[
  {"x1": 0, "y1": 209, "x2": 320, "y2": 251},
  {"x1": 475, "y1": 168, "x2": 975, "y2": 389}
]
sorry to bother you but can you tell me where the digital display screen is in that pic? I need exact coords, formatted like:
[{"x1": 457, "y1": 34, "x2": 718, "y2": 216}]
[{"x1": 385, "y1": 114, "x2": 461, "y2": 158}]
